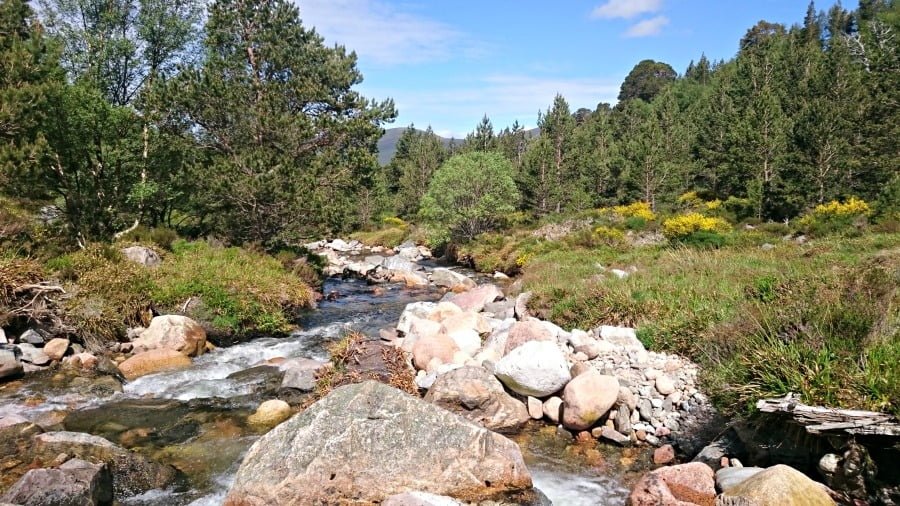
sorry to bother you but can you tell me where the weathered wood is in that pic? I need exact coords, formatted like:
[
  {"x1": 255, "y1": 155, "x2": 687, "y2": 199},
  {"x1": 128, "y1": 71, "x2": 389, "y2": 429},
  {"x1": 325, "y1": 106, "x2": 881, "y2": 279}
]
[{"x1": 757, "y1": 396, "x2": 900, "y2": 437}]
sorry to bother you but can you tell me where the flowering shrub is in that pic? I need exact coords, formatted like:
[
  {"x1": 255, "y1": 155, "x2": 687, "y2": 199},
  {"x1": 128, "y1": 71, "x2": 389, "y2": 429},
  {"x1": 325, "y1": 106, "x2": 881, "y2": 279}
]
[
  {"x1": 515, "y1": 252, "x2": 533, "y2": 267},
  {"x1": 593, "y1": 226, "x2": 625, "y2": 244},
  {"x1": 609, "y1": 202, "x2": 656, "y2": 221},
  {"x1": 677, "y1": 191, "x2": 703, "y2": 207},
  {"x1": 381, "y1": 216, "x2": 408, "y2": 228},
  {"x1": 704, "y1": 200, "x2": 722, "y2": 212},
  {"x1": 798, "y1": 197, "x2": 872, "y2": 235},
  {"x1": 662, "y1": 213, "x2": 731, "y2": 240}
]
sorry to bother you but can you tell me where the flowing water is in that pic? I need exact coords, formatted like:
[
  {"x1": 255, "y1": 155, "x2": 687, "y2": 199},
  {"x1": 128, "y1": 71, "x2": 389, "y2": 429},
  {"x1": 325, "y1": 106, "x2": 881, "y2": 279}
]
[{"x1": 1, "y1": 274, "x2": 639, "y2": 505}]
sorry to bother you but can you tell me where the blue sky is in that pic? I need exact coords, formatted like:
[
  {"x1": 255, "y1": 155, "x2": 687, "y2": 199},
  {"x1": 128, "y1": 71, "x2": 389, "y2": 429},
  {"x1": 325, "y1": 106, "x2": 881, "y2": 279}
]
[{"x1": 298, "y1": 0, "x2": 856, "y2": 138}]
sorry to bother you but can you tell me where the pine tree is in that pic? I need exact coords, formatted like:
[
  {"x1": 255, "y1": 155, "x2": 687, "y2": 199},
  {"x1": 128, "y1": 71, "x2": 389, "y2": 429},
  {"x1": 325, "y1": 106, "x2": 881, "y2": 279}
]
[
  {"x1": 0, "y1": 0, "x2": 62, "y2": 191},
  {"x1": 463, "y1": 115, "x2": 497, "y2": 153},
  {"x1": 166, "y1": 0, "x2": 395, "y2": 245},
  {"x1": 389, "y1": 126, "x2": 447, "y2": 218}
]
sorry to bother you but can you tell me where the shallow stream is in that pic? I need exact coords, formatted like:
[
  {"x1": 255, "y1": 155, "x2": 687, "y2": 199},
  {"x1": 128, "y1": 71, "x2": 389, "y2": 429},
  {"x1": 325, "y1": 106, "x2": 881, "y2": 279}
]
[{"x1": 1, "y1": 275, "x2": 643, "y2": 505}]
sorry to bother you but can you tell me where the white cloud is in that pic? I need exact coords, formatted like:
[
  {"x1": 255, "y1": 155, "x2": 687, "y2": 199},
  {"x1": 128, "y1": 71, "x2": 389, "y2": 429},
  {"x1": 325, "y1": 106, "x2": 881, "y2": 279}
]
[
  {"x1": 591, "y1": 0, "x2": 662, "y2": 20},
  {"x1": 296, "y1": 0, "x2": 479, "y2": 66},
  {"x1": 363, "y1": 73, "x2": 621, "y2": 136},
  {"x1": 624, "y1": 15, "x2": 669, "y2": 37}
]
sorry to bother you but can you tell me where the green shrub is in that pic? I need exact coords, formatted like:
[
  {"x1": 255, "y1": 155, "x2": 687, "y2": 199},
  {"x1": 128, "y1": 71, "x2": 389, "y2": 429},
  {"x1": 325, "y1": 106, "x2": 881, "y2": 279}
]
[
  {"x1": 418, "y1": 152, "x2": 520, "y2": 246},
  {"x1": 676, "y1": 230, "x2": 728, "y2": 249},
  {"x1": 118, "y1": 226, "x2": 179, "y2": 250}
]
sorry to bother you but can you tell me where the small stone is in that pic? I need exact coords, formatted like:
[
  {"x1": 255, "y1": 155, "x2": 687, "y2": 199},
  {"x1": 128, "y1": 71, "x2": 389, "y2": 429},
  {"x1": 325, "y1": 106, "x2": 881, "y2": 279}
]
[
  {"x1": 655, "y1": 426, "x2": 671, "y2": 438},
  {"x1": 636, "y1": 430, "x2": 647, "y2": 441},
  {"x1": 654, "y1": 444, "x2": 676, "y2": 465},
  {"x1": 527, "y1": 397, "x2": 543, "y2": 420},
  {"x1": 542, "y1": 397, "x2": 563, "y2": 424},
  {"x1": 655, "y1": 375, "x2": 676, "y2": 395},
  {"x1": 248, "y1": 399, "x2": 292, "y2": 427},
  {"x1": 721, "y1": 457, "x2": 731, "y2": 469},
  {"x1": 43, "y1": 338, "x2": 70, "y2": 361},
  {"x1": 598, "y1": 426, "x2": 631, "y2": 446},
  {"x1": 730, "y1": 458, "x2": 743, "y2": 468},
  {"x1": 575, "y1": 431, "x2": 593, "y2": 443},
  {"x1": 651, "y1": 398, "x2": 663, "y2": 409}
]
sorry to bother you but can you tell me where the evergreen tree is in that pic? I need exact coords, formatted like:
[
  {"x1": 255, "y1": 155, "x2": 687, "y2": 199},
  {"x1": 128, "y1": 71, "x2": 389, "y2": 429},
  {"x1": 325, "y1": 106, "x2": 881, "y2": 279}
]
[
  {"x1": 166, "y1": 0, "x2": 395, "y2": 246},
  {"x1": 618, "y1": 59, "x2": 677, "y2": 102},
  {"x1": 0, "y1": 0, "x2": 61, "y2": 191},
  {"x1": 463, "y1": 115, "x2": 497, "y2": 153},
  {"x1": 388, "y1": 125, "x2": 447, "y2": 218}
]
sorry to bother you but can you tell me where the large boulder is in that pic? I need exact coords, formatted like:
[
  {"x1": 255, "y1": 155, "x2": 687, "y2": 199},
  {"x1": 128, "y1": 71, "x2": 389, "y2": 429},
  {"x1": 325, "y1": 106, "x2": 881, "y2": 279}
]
[
  {"x1": 132, "y1": 315, "x2": 207, "y2": 357},
  {"x1": 121, "y1": 245, "x2": 161, "y2": 267},
  {"x1": 449, "y1": 284, "x2": 502, "y2": 313},
  {"x1": 118, "y1": 349, "x2": 192, "y2": 380},
  {"x1": 383, "y1": 255, "x2": 420, "y2": 272},
  {"x1": 597, "y1": 325, "x2": 646, "y2": 353},
  {"x1": 440, "y1": 312, "x2": 490, "y2": 356},
  {"x1": 424, "y1": 366, "x2": 529, "y2": 434},
  {"x1": 504, "y1": 320, "x2": 554, "y2": 355},
  {"x1": 1, "y1": 458, "x2": 113, "y2": 506},
  {"x1": 493, "y1": 341, "x2": 571, "y2": 397},
  {"x1": 16, "y1": 343, "x2": 50, "y2": 366},
  {"x1": 629, "y1": 462, "x2": 716, "y2": 506},
  {"x1": 397, "y1": 302, "x2": 438, "y2": 335},
  {"x1": 430, "y1": 268, "x2": 476, "y2": 292},
  {"x1": 383, "y1": 491, "x2": 462, "y2": 506},
  {"x1": 0, "y1": 344, "x2": 23, "y2": 380},
  {"x1": 561, "y1": 370, "x2": 619, "y2": 431},
  {"x1": 719, "y1": 464, "x2": 836, "y2": 506},
  {"x1": 223, "y1": 381, "x2": 532, "y2": 505},
  {"x1": 401, "y1": 317, "x2": 442, "y2": 353},
  {"x1": 716, "y1": 467, "x2": 765, "y2": 492},
  {"x1": 31, "y1": 431, "x2": 176, "y2": 497}
]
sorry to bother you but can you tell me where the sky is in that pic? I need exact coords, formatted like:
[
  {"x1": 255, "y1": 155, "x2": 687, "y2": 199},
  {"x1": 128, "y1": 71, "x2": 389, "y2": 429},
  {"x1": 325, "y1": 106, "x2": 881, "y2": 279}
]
[{"x1": 297, "y1": 0, "x2": 857, "y2": 138}]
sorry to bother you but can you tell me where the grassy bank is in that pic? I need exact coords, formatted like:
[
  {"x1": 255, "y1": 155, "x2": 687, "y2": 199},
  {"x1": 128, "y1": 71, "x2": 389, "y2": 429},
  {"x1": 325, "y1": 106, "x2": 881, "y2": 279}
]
[
  {"x1": 29, "y1": 239, "x2": 317, "y2": 348},
  {"x1": 460, "y1": 218, "x2": 899, "y2": 417}
]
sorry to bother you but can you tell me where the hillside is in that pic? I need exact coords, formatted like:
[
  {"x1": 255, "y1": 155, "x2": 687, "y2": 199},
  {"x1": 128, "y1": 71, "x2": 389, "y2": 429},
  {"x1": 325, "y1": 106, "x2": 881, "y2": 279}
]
[{"x1": 377, "y1": 127, "x2": 459, "y2": 165}]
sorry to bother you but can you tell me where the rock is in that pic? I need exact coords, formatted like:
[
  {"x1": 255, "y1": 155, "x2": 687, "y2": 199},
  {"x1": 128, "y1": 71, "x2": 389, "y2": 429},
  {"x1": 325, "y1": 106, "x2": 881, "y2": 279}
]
[
  {"x1": 424, "y1": 366, "x2": 529, "y2": 434},
  {"x1": 248, "y1": 399, "x2": 292, "y2": 427},
  {"x1": 654, "y1": 444, "x2": 676, "y2": 465},
  {"x1": 223, "y1": 381, "x2": 532, "y2": 505},
  {"x1": 692, "y1": 429, "x2": 746, "y2": 469},
  {"x1": 19, "y1": 328, "x2": 45, "y2": 345},
  {"x1": 0, "y1": 327, "x2": 6, "y2": 343},
  {"x1": 719, "y1": 464, "x2": 835, "y2": 505},
  {"x1": 440, "y1": 312, "x2": 490, "y2": 356},
  {"x1": 118, "y1": 349, "x2": 192, "y2": 380},
  {"x1": 618, "y1": 386, "x2": 638, "y2": 411},
  {"x1": 328, "y1": 238, "x2": 352, "y2": 252},
  {"x1": 656, "y1": 375, "x2": 676, "y2": 395},
  {"x1": 596, "y1": 426, "x2": 630, "y2": 446},
  {"x1": 402, "y1": 317, "x2": 442, "y2": 353},
  {"x1": 121, "y1": 245, "x2": 162, "y2": 267},
  {"x1": 132, "y1": 315, "x2": 207, "y2": 357},
  {"x1": 0, "y1": 344, "x2": 23, "y2": 380},
  {"x1": 382, "y1": 255, "x2": 420, "y2": 272},
  {"x1": 16, "y1": 343, "x2": 50, "y2": 366},
  {"x1": 43, "y1": 338, "x2": 70, "y2": 361},
  {"x1": 431, "y1": 268, "x2": 476, "y2": 291},
  {"x1": 426, "y1": 301, "x2": 463, "y2": 322},
  {"x1": 32, "y1": 431, "x2": 176, "y2": 497},
  {"x1": 504, "y1": 320, "x2": 554, "y2": 355},
  {"x1": 397, "y1": 302, "x2": 438, "y2": 335},
  {"x1": 715, "y1": 467, "x2": 765, "y2": 492},
  {"x1": 561, "y1": 370, "x2": 618, "y2": 431},
  {"x1": 542, "y1": 397, "x2": 563, "y2": 424},
  {"x1": 392, "y1": 270, "x2": 430, "y2": 287},
  {"x1": 383, "y1": 491, "x2": 463, "y2": 506},
  {"x1": 346, "y1": 262, "x2": 377, "y2": 276},
  {"x1": 1, "y1": 458, "x2": 113, "y2": 506},
  {"x1": 64, "y1": 353, "x2": 99, "y2": 371},
  {"x1": 569, "y1": 362, "x2": 592, "y2": 377},
  {"x1": 614, "y1": 404, "x2": 632, "y2": 434},
  {"x1": 629, "y1": 462, "x2": 716, "y2": 506},
  {"x1": 449, "y1": 284, "x2": 502, "y2": 313},
  {"x1": 527, "y1": 397, "x2": 543, "y2": 420},
  {"x1": 597, "y1": 325, "x2": 645, "y2": 353},
  {"x1": 412, "y1": 333, "x2": 460, "y2": 371},
  {"x1": 494, "y1": 341, "x2": 571, "y2": 397},
  {"x1": 279, "y1": 358, "x2": 327, "y2": 392},
  {"x1": 514, "y1": 292, "x2": 532, "y2": 320}
]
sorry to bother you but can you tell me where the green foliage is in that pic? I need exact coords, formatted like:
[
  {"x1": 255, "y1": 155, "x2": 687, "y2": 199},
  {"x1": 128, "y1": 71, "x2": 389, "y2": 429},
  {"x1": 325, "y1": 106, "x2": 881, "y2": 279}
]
[
  {"x1": 386, "y1": 125, "x2": 447, "y2": 218},
  {"x1": 163, "y1": 0, "x2": 395, "y2": 246},
  {"x1": 419, "y1": 152, "x2": 520, "y2": 245},
  {"x1": 118, "y1": 226, "x2": 179, "y2": 250},
  {"x1": 152, "y1": 240, "x2": 315, "y2": 335},
  {"x1": 618, "y1": 59, "x2": 677, "y2": 102}
]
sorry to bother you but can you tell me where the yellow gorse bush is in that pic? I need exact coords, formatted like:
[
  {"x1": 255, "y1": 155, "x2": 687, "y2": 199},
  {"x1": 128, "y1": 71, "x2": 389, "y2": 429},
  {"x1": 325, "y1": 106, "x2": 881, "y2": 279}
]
[
  {"x1": 608, "y1": 201, "x2": 656, "y2": 221},
  {"x1": 677, "y1": 191, "x2": 702, "y2": 206},
  {"x1": 704, "y1": 199, "x2": 722, "y2": 211},
  {"x1": 593, "y1": 226, "x2": 625, "y2": 242},
  {"x1": 381, "y1": 216, "x2": 408, "y2": 228},
  {"x1": 809, "y1": 197, "x2": 871, "y2": 218},
  {"x1": 662, "y1": 213, "x2": 731, "y2": 239}
]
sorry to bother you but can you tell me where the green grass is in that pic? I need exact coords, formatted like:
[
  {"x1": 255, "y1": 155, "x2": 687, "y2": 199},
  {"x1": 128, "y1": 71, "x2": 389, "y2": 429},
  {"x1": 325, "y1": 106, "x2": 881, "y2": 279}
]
[
  {"x1": 45, "y1": 240, "x2": 316, "y2": 347},
  {"x1": 349, "y1": 226, "x2": 408, "y2": 248},
  {"x1": 464, "y1": 226, "x2": 900, "y2": 417}
]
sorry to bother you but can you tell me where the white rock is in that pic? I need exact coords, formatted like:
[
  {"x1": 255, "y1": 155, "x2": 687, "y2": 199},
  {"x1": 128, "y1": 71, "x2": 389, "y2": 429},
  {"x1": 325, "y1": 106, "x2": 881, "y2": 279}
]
[
  {"x1": 494, "y1": 341, "x2": 572, "y2": 397},
  {"x1": 397, "y1": 302, "x2": 438, "y2": 335}
]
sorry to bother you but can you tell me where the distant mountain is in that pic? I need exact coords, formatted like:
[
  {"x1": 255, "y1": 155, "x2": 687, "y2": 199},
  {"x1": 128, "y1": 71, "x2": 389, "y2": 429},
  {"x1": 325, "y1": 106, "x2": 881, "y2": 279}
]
[
  {"x1": 376, "y1": 127, "x2": 459, "y2": 166},
  {"x1": 376, "y1": 126, "x2": 541, "y2": 166}
]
